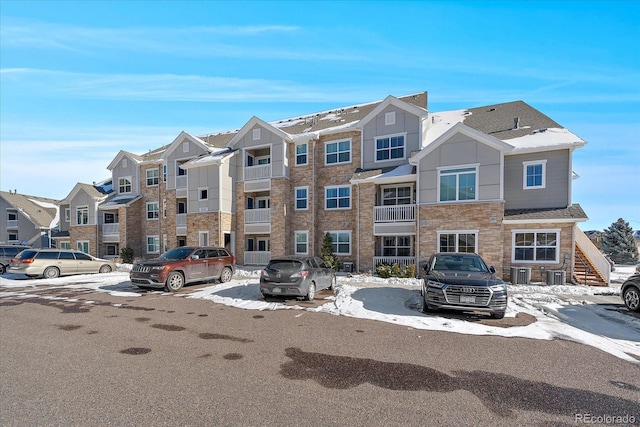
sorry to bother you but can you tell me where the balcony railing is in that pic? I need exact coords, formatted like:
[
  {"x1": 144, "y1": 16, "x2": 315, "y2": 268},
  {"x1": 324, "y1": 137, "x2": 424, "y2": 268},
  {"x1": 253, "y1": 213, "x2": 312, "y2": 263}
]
[
  {"x1": 374, "y1": 205, "x2": 416, "y2": 223},
  {"x1": 373, "y1": 256, "x2": 416, "y2": 267},
  {"x1": 244, "y1": 208, "x2": 271, "y2": 224},
  {"x1": 6, "y1": 220, "x2": 18, "y2": 229},
  {"x1": 176, "y1": 175, "x2": 187, "y2": 189},
  {"x1": 102, "y1": 223, "x2": 119, "y2": 235},
  {"x1": 244, "y1": 251, "x2": 271, "y2": 266},
  {"x1": 244, "y1": 164, "x2": 271, "y2": 181}
]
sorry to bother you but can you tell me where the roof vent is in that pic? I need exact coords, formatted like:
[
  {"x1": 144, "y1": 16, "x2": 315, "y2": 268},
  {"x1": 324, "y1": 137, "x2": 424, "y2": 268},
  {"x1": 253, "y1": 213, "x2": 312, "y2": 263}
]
[{"x1": 488, "y1": 108, "x2": 496, "y2": 112}]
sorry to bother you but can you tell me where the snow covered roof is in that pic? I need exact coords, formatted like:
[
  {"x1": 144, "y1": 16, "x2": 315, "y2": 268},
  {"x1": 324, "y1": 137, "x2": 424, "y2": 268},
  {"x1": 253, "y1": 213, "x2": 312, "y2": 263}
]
[
  {"x1": 0, "y1": 190, "x2": 59, "y2": 230},
  {"x1": 180, "y1": 148, "x2": 236, "y2": 169},
  {"x1": 98, "y1": 194, "x2": 142, "y2": 209}
]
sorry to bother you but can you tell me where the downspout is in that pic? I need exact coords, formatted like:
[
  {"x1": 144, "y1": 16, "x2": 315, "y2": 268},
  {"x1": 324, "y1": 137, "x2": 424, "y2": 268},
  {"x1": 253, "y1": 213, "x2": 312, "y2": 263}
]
[
  {"x1": 312, "y1": 139, "x2": 316, "y2": 255},
  {"x1": 356, "y1": 182, "x2": 360, "y2": 272}
]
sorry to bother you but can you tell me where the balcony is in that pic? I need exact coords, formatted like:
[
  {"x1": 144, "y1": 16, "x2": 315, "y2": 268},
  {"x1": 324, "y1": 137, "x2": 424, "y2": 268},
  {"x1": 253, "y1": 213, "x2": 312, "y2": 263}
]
[
  {"x1": 245, "y1": 208, "x2": 270, "y2": 224},
  {"x1": 6, "y1": 220, "x2": 18, "y2": 229},
  {"x1": 373, "y1": 204, "x2": 416, "y2": 235},
  {"x1": 102, "y1": 223, "x2": 120, "y2": 243},
  {"x1": 176, "y1": 175, "x2": 188, "y2": 198},
  {"x1": 176, "y1": 213, "x2": 187, "y2": 235},
  {"x1": 244, "y1": 164, "x2": 271, "y2": 181},
  {"x1": 244, "y1": 251, "x2": 271, "y2": 266}
]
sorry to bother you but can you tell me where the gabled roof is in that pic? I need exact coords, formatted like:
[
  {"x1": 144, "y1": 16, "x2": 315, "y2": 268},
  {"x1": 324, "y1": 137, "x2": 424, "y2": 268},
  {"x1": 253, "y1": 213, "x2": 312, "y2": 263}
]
[
  {"x1": 225, "y1": 116, "x2": 291, "y2": 149},
  {"x1": 107, "y1": 150, "x2": 143, "y2": 171},
  {"x1": 410, "y1": 122, "x2": 514, "y2": 164},
  {"x1": 161, "y1": 131, "x2": 210, "y2": 160},
  {"x1": 0, "y1": 190, "x2": 59, "y2": 230},
  {"x1": 356, "y1": 95, "x2": 428, "y2": 129},
  {"x1": 180, "y1": 148, "x2": 236, "y2": 169},
  {"x1": 60, "y1": 182, "x2": 109, "y2": 205}
]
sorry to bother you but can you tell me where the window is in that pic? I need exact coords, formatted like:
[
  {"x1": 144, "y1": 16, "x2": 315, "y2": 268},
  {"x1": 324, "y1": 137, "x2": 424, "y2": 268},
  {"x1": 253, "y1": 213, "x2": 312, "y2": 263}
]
[
  {"x1": 253, "y1": 128, "x2": 261, "y2": 140},
  {"x1": 325, "y1": 186, "x2": 351, "y2": 210},
  {"x1": 325, "y1": 140, "x2": 351, "y2": 165},
  {"x1": 147, "y1": 236, "x2": 160, "y2": 254},
  {"x1": 76, "y1": 206, "x2": 89, "y2": 225},
  {"x1": 146, "y1": 168, "x2": 159, "y2": 186},
  {"x1": 296, "y1": 143, "x2": 308, "y2": 166},
  {"x1": 8, "y1": 232, "x2": 18, "y2": 241},
  {"x1": 146, "y1": 202, "x2": 159, "y2": 220},
  {"x1": 177, "y1": 161, "x2": 187, "y2": 176},
  {"x1": 257, "y1": 238, "x2": 270, "y2": 252},
  {"x1": 77, "y1": 241, "x2": 89, "y2": 253},
  {"x1": 104, "y1": 212, "x2": 117, "y2": 224},
  {"x1": 118, "y1": 177, "x2": 132, "y2": 194},
  {"x1": 257, "y1": 198, "x2": 270, "y2": 209},
  {"x1": 295, "y1": 187, "x2": 308, "y2": 210},
  {"x1": 382, "y1": 236, "x2": 412, "y2": 257},
  {"x1": 523, "y1": 160, "x2": 547, "y2": 189},
  {"x1": 65, "y1": 208, "x2": 70, "y2": 222},
  {"x1": 163, "y1": 165, "x2": 167, "y2": 182},
  {"x1": 199, "y1": 188, "x2": 208, "y2": 201},
  {"x1": 106, "y1": 245, "x2": 118, "y2": 256},
  {"x1": 438, "y1": 231, "x2": 478, "y2": 253},
  {"x1": 513, "y1": 230, "x2": 559, "y2": 263},
  {"x1": 122, "y1": 158, "x2": 127, "y2": 168},
  {"x1": 7, "y1": 211, "x2": 17, "y2": 221},
  {"x1": 385, "y1": 111, "x2": 396, "y2": 126},
  {"x1": 439, "y1": 166, "x2": 477, "y2": 202},
  {"x1": 256, "y1": 156, "x2": 270, "y2": 165},
  {"x1": 163, "y1": 199, "x2": 167, "y2": 218},
  {"x1": 199, "y1": 231, "x2": 209, "y2": 246},
  {"x1": 327, "y1": 231, "x2": 351, "y2": 255},
  {"x1": 375, "y1": 134, "x2": 405, "y2": 161},
  {"x1": 295, "y1": 231, "x2": 309, "y2": 255},
  {"x1": 60, "y1": 241, "x2": 71, "y2": 250},
  {"x1": 382, "y1": 185, "x2": 412, "y2": 205},
  {"x1": 182, "y1": 142, "x2": 189, "y2": 153}
]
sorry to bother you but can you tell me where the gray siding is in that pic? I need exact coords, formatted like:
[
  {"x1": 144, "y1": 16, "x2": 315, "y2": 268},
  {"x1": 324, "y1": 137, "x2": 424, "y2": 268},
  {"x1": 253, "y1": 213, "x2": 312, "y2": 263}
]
[
  {"x1": 362, "y1": 105, "x2": 421, "y2": 170},
  {"x1": 165, "y1": 138, "x2": 209, "y2": 190},
  {"x1": 417, "y1": 131, "x2": 502, "y2": 203},
  {"x1": 70, "y1": 191, "x2": 98, "y2": 225},
  {"x1": 504, "y1": 149, "x2": 570, "y2": 209},
  {"x1": 59, "y1": 203, "x2": 70, "y2": 232},
  {"x1": 112, "y1": 156, "x2": 139, "y2": 194},
  {"x1": 233, "y1": 125, "x2": 287, "y2": 180},
  {"x1": 220, "y1": 161, "x2": 235, "y2": 213},
  {"x1": 188, "y1": 167, "x2": 219, "y2": 213}
]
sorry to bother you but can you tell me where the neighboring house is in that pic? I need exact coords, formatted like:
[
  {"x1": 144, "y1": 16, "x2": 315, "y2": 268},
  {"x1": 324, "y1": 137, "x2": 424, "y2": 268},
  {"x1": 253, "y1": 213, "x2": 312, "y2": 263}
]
[
  {"x1": 76, "y1": 91, "x2": 609, "y2": 285},
  {"x1": 54, "y1": 182, "x2": 111, "y2": 257},
  {"x1": 0, "y1": 190, "x2": 59, "y2": 248}
]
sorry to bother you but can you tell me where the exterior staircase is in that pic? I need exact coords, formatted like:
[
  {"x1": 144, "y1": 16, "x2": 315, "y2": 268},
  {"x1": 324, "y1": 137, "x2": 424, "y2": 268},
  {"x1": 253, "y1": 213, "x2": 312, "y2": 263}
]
[{"x1": 573, "y1": 241, "x2": 608, "y2": 287}]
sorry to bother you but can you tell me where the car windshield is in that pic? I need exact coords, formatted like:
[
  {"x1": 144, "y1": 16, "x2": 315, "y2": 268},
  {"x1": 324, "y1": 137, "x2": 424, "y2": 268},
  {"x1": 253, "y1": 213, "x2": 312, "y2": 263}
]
[
  {"x1": 159, "y1": 248, "x2": 194, "y2": 260},
  {"x1": 432, "y1": 255, "x2": 488, "y2": 273},
  {"x1": 267, "y1": 260, "x2": 303, "y2": 271}
]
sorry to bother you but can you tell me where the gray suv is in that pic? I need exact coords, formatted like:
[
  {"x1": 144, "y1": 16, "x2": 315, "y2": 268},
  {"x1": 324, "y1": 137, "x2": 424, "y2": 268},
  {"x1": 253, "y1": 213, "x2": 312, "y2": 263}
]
[
  {"x1": 260, "y1": 256, "x2": 336, "y2": 301},
  {"x1": 0, "y1": 244, "x2": 31, "y2": 274}
]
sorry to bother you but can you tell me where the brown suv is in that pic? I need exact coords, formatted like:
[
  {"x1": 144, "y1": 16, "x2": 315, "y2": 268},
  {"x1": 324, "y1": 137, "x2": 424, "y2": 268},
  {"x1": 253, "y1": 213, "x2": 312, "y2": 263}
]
[{"x1": 130, "y1": 246, "x2": 236, "y2": 292}]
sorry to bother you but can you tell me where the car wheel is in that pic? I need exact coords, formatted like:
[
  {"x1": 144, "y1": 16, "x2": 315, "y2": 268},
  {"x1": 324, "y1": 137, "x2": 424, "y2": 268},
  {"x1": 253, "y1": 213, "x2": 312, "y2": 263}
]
[
  {"x1": 421, "y1": 296, "x2": 430, "y2": 313},
  {"x1": 99, "y1": 265, "x2": 112, "y2": 273},
  {"x1": 491, "y1": 311, "x2": 506, "y2": 319},
  {"x1": 623, "y1": 285, "x2": 640, "y2": 312},
  {"x1": 305, "y1": 282, "x2": 316, "y2": 301},
  {"x1": 165, "y1": 272, "x2": 184, "y2": 292},
  {"x1": 0, "y1": 264, "x2": 5, "y2": 275},
  {"x1": 329, "y1": 275, "x2": 336, "y2": 290},
  {"x1": 219, "y1": 267, "x2": 233, "y2": 283},
  {"x1": 43, "y1": 266, "x2": 60, "y2": 279}
]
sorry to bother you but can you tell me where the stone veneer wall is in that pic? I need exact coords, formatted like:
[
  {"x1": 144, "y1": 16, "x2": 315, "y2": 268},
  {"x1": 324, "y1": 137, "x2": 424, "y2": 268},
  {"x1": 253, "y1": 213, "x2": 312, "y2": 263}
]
[
  {"x1": 186, "y1": 212, "x2": 220, "y2": 246},
  {"x1": 124, "y1": 199, "x2": 144, "y2": 260},
  {"x1": 289, "y1": 139, "x2": 316, "y2": 256},
  {"x1": 70, "y1": 225, "x2": 98, "y2": 257},
  {"x1": 354, "y1": 182, "x2": 376, "y2": 273},
  {"x1": 235, "y1": 181, "x2": 247, "y2": 265},
  {"x1": 270, "y1": 177, "x2": 291, "y2": 258},
  {"x1": 417, "y1": 201, "x2": 505, "y2": 277}
]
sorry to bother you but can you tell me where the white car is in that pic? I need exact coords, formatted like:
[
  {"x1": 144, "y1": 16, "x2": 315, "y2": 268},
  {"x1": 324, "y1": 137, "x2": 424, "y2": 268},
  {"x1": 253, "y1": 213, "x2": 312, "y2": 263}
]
[{"x1": 8, "y1": 249, "x2": 115, "y2": 278}]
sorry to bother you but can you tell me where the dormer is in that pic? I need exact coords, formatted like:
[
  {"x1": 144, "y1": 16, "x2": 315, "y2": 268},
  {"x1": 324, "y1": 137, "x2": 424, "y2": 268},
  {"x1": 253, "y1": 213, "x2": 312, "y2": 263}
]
[{"x1": 107, "y1": 150, "x2": 142, "y2": 196}]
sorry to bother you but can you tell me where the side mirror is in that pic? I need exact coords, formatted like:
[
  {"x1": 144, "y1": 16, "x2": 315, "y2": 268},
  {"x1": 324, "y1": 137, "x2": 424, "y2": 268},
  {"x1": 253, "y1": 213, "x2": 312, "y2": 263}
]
[
  {"x1": 489, "y1": 266, "x2": 496, "y2": 274},
  {"x1": 191, "y1": 255, "x2": 200, "y2": 260}
]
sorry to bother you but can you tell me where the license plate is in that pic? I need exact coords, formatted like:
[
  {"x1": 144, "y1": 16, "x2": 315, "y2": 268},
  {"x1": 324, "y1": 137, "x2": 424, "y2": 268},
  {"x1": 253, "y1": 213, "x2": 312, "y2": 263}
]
[
  {"x1": 460, "y1": 295, "x2": 476, "y2": 304},
  {"x1": 272, "y1": 287, "x2": 281, "y2": 293}
]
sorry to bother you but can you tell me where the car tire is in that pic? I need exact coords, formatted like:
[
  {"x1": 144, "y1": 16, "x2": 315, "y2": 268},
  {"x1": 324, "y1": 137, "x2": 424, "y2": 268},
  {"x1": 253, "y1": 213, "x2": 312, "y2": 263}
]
[
  {"x1": 165, "y1": 272, "x2": 185, "y2": 292},
  {"x1": 623, "y1": 285, "x2": 640, "y2": 312},
  {"x1": 491, "y1": 311, "x2": 506, "y2": 319},
  {"x1": 0, "y1": 264, "x2": 5, "y2": 275},
  {"x1": 43, "y1": 266, "x2": 60, "y2": 279},
  {"x1": 305, "y1": 282, "x2": 316, "y2": 301},
  {"x1": 329, "y1": 275, "x2": 336, "y2": 291},
  {"x1": 99, "y1": 265, "x2": 112, "y2": 273},
  {"x1": 219, "y1": 267, "x2": 233, "y2": 283},
  {"x1": 421, "y1": 296, "x2": 431, "y2": 313}
]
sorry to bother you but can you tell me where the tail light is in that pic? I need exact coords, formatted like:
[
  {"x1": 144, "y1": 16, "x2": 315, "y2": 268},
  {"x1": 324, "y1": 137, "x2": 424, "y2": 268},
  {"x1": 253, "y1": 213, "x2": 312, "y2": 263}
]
[
  {"x1": 291, "y1": 270, "x2": 308, "y2": 279},
  {"x1": 13, "y1": 258, "x2": 35, "y2": 264}
]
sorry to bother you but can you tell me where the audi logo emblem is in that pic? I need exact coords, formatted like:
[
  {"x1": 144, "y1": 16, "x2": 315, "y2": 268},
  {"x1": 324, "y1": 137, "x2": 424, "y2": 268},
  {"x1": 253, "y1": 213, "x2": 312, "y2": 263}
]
[{"x1": 461, "y1": 287, "x2": 476, "y2": 293}]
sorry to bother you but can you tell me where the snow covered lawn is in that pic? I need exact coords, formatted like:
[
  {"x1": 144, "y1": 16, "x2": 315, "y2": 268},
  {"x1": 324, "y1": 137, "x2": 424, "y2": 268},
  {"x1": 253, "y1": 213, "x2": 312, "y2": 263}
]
[{"x1": 1, "y1": 265, "x2": 638, "y2": 363}]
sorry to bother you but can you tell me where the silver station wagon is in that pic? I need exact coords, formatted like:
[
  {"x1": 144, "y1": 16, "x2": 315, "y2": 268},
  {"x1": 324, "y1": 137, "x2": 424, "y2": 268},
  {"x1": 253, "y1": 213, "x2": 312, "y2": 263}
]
[{"x1": 8, "y1": 249, "x2": 115, "y2": 278}]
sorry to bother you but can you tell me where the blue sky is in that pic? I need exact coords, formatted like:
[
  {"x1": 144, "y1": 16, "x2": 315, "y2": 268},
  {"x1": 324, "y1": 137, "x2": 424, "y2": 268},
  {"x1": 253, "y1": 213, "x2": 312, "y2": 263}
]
[{"x1": 1, "y1": 0, "x2": 638, "y2": 231}]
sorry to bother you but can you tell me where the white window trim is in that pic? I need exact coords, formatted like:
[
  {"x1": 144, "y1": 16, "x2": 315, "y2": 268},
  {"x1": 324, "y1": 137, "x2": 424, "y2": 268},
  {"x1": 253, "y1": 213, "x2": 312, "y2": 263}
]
[
  {"x1": 199, "y1": 231, "x2": 209, "y2": 247},
  {"x1": 295, "y1": 142, "x2": 308, "y2": 166},
  {"x1": 325, "y1": 185, "x2": 351, "y2": 210},
  {"x1": 294, "y1": 231, "x2": 309, "y2": 255},
  {"x1": 146, "y1": 202, "x2": 159, "y2": 220},
  {"x1": 324, "y1": 138, "x2": 352, "y2": 166},
  {"x1": 381, "y1": 235, "x2": 413, "y2": 256},
  {"x1": 437, "y1": 164, "x2": 479, "y2": 203},
  {"x1": 146, "y1": 168, "x2": 159, "y2": 187},
  {"x1": 511, "y1": 229, "x2": 560, "y2": 264},
  {"x1": 257, "y1": 238, "x2": 270, "y2": 251},
  {"x1": 76, "y1": 206, "x2": 89, "y2": 225},
  {"x1": 118, "y1": 176, "x2": 132, "y2": 194},
  {"x1": 199, "y1": 187, "x2": 209, "y2": 201},
  {"x1": 146, "y1": 235, "x2": 160, "y2": 254},
  {"x1": 252, "y1": 128, "x2": 261, "y2": 140},
  {"x1": 374, "y1": 132, "x2": 407, "y2": 163},
  {"x1": 522, "y1": 160, "x2": 547, "y2": 189},
  {"x1": 385, "y1": 111, "x2": 396, "y2": 126},
  {"x1": 122, "y1": 158, "x2": 127, "y2": 168},
  {"x1": 295, "y1": 186, "x2": 309, "y2": 211},
  {"x1": 326, "y1": 230, "x2": 352, "y2": 256},
  {"x1": 182, "y1": 142, "x2": 189, "y2": 153},
  {"x1": 436, "y1": 230, "x2": 479, "y2": 253},
  {"x1": 64, "y1": 208, "x2": 70, "y2": 223},
  {"x1": 77, "y1": 240, "x2": 90, "y2": 253},
  {"x1": 381, "y1": 184, "x2": 414, "y2": 205}
]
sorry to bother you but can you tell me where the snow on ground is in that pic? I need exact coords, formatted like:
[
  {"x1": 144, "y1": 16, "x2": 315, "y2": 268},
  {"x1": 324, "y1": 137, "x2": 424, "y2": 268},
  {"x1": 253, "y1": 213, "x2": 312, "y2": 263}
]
[{"x1": 1, "y1": 265, "x2": 638, "y2": 363}]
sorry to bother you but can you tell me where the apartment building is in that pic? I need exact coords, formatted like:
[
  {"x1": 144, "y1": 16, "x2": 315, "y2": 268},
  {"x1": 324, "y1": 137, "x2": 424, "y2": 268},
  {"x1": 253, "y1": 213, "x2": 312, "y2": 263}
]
[
  {"x1": 0, "y1": 190, "x2": 59, "y2": 247},
  {"x1": 58, "y1": 91, "x2": 611, "y2": 285}
]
